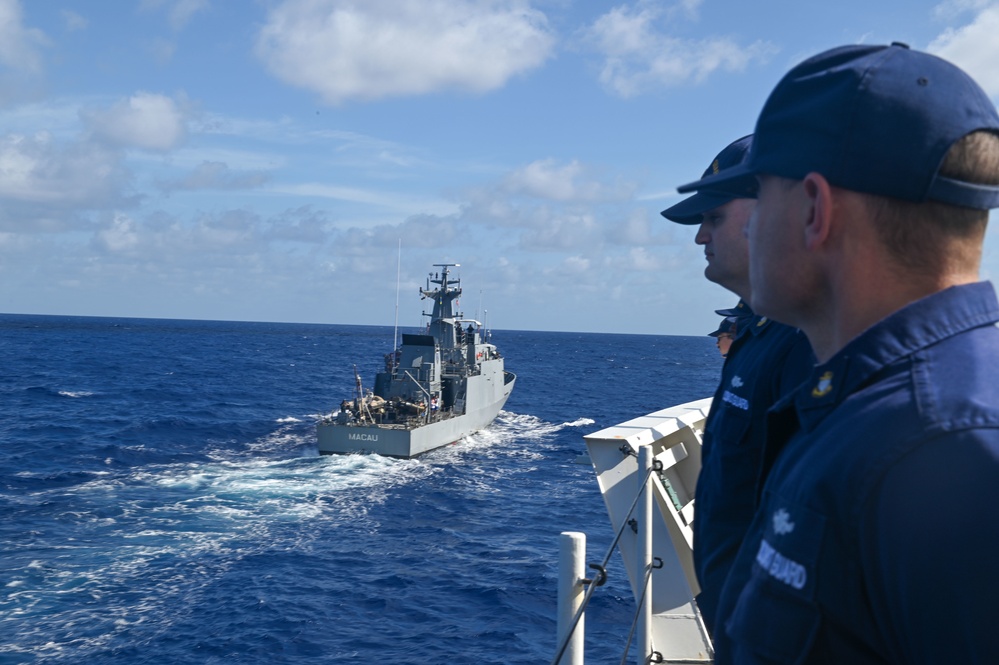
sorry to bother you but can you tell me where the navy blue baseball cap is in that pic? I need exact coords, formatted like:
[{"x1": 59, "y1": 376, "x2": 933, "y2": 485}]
[
  {"x1": 678, "y1": 43, "x2": 999, "y2": 210},
  {"x1": 708, "y1": 317, "x2": 737, "y2": 337},
  {"x1": 715, "y1": 301, "x2": 751, "y2": 319},
  {"x1": 661, "y1": 135, "x2": 756, "y2": 225}
]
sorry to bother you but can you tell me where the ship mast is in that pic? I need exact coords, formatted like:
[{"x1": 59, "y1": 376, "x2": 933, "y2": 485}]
[
  {"x1": 392, "y1": 240, "x2": 401, "y2": 372},
  {"x1": 421, "y1": 263, "x2": 462, "y2": 349}
]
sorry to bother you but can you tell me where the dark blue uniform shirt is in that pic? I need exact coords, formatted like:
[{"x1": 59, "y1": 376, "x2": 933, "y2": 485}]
[
  {"x1": 716, "y1": 282, "x2": 999, "y2": 664},
  {"x1": 695, "y1": 304, "x2": 812, "y2": 633}
]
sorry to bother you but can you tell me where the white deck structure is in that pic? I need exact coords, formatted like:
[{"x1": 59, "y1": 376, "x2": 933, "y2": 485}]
[{"x1": 580, "y1": 398, "x2": 714, "y2": 664}]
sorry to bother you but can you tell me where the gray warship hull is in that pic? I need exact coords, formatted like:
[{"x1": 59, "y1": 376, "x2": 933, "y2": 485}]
[
  {"x1": 317, "y1": 359, "x2": 515, "y2": 457},
  {"x1": 317, "y1": 263, "x2": 516, "y2": 459}
]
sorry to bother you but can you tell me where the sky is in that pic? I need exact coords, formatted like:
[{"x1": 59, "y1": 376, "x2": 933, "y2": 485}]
[{"x1": 2, "y1": 0, "x2": 999, "y2": 335}]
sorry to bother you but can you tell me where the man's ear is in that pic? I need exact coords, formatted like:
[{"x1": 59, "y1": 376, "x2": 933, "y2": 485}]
[{"x1": 801, "y1": 172, "x2": 834, "y2": 251}]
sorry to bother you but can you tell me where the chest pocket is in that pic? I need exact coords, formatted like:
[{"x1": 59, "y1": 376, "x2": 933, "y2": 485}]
[
  {"x1": 714, "y1": 404, "x2": 751, "y2": 452},
  {"x1": 704, "y1": 396, "x2": 751, "y2": 458},
  {"x1": 724, "y1": 492, "x2": 826, "y2": 664}
]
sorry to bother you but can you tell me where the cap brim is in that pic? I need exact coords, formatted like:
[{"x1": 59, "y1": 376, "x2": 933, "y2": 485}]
[
  {"x1": 677, "y1": 162, "x2": 758, "y2": 197},
  {"x1": 661, "y1": 191, "x2": 735, "y2": 224},
  {"x1": 708, "y1": 316, "x2": 738, "y2": 336}
]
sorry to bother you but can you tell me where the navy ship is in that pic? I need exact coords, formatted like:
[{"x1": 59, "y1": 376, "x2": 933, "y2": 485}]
[{"x1": 317, "y1": 263, "x2": 516, "y2": 458}]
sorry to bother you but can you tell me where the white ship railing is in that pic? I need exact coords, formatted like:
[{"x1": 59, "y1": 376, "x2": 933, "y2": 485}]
[{"x1": 554, "y1": 398, "x2": 715, "y2": 665}]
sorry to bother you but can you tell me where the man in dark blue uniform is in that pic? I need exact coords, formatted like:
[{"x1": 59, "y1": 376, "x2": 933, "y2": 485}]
[
  {"x1": 678, "y1": 43, "x2": 999, "y2": 664},
  {"x1": 661, "y1": 137, "x2": 812, "y2": 634}
]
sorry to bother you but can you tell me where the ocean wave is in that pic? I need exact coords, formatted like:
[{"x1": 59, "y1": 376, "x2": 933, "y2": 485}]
[
  {"x1": 417, "y1": 410, "x2": 585, "y2": 467},
  {"x1": 233, "y1": 424, "x2": 313, "y2": 458},
  {"x1": 0, "y1": 449, "x2": 443, "y2": 661},
  {"x1": 59, "y1": 390, "x2": 95, "y2": 398},
  {"x1": 140, "y1": 453, "x2": 430, "y2": 511},
  {"x1": 490, "y1": 411, "x2": 586, "y2": 442},
  {"x1": 21, "y1": 385, "x2": 97, "y2": 399}
]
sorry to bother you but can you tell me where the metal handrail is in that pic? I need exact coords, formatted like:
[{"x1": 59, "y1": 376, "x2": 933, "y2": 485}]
[
  {"x1": 618, "y1": 556, "x2": 665, "y2": 665},
  {"x1": 550, "y1": 458, "x2": 661, "y2": 665}
]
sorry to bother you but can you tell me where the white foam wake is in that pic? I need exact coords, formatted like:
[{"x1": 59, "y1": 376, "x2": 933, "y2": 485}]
[{"x1": 58, "y1": 390, "x2": 94, "y2": 398}]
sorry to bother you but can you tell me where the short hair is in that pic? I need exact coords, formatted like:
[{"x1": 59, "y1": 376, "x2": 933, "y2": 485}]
[{"x1": 865, "y1": 131, "x2": 999, "y2": 273}]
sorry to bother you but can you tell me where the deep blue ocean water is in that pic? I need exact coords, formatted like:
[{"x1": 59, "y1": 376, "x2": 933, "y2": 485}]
[{"x1": 0, "y1": 314, "x2": 723, "y2": 664}]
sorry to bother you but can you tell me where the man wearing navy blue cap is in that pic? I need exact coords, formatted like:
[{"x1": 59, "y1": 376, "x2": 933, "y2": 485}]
[
  {"x1": 680, "y1": 43, "x2": 999, "y2": 664},
  {"x1": 708, "y1": 316, "x2": 737, "y2": 357},
  {"x1": 662, "y1": 136, "x2": 813, "y2": 635}
]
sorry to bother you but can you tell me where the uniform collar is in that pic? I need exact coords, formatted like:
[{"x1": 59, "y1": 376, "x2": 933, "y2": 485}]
[
  {"x1": 789, "y1": 281, "x2": 999, "y2": 431},
  {"x1": 746, "y1": 313, "x2": 773, "y2": 338},
  {"x1": 729, "y1": 299, "x2": 771, "y2": 340}
]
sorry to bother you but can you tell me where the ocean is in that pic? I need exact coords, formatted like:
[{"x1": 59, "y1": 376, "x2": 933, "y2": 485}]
[{"x1": 0, "y1": 314, "x2": 723, "y2": 664}]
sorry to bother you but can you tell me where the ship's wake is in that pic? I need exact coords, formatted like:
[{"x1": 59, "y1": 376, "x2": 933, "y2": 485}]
[
  {"x1": 1, "y1": 408, "x2": 595, "y2": 661},
  {"x1": 419, "y1": 410, "x2": 594, "y2": 464},
  {"x1": 1, "y1": 431, "x2": 437, "y2": 661}
]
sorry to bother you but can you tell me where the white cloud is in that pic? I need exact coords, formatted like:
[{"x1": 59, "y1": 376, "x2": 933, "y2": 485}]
[
  {"x1": 0, "y1": 0, "x2": 48, "y2": 74},
  {"x1": 97, "y1": 213, "x2": 140, "y2": 252},
  {"x1": 254, "y1": 0, "x2": 556, "y2": 104},
  {"x1": 265, "y1": 206, "x2": 330, "y2": 244},
  {"x1": 85, "y1": 92, "x2": 188, "y2": 151},
  {"x1": 87, "y1": 206, "x2": 334, "y2": 265},
  {"x1": 581, "y1": 1, "x2": 776, "y2": 97},
  {"x1": 140, "y1": 0, "x2": 210, "y2": 30},
  {"x1": 627, "y1": 245, "x2": 660, "y2": 271},
  {"x1": 167, "y1": 0, "x2": 210, "y2": 29},
  {"x1": 60, "y1": 10, "x2": 89, "y2": 32},
  {"x1": 502, "y1": 158, "x2": 636, "y2": 202},
  {"x1": 932, "y1": 0, "x2": 993, "y2": 20},
  {"x1": 455, "y1": 159, "x2": 671, "y2": 259},
  {"x1": 158, "y1": 161, "x2": 269, "y2": 193},
  {"x1": 0, "y1": 99, "x2": 85, "y2": 138},
  {"x1": 613, "y1": 207, "x2": 659, "y2": 245},
  {"x1": 275, "y1": 182, "x2": 407, "y2": 205},
  {"x1": 169, "y1": 145, "x2": 285, "y2": 172},
  {"x1": 0, "y1": 132, "x2": 126, "y2": 210},
  {"x1": 518, "y1": 209, "x2": 600, "y2": 250},
  {"x1": 562, "y1": 255, "x2": 591, "y2": 274},
  {"x1": 271, "y1": 181, "x2": 458, "y2": 220},
  {"x1": 505, "y1": 159, "x2": 583, "y2": 201},
  {"x1": 928, "y1": 4, "x2": 999, "y2": 96}
]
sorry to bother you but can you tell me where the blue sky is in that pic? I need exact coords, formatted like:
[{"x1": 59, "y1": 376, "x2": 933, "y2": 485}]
[{"x1": 2, "y1": 0, "x2": 998, "y2": 335}]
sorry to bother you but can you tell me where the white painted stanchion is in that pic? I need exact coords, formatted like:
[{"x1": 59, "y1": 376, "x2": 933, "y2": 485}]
[
  {"x1": 637, "y1": 445, "x2": 654, "y2": 665},
  {"x1": 557, "y1": 531, "x2": 586, "y2": 665}
]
